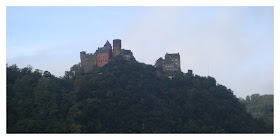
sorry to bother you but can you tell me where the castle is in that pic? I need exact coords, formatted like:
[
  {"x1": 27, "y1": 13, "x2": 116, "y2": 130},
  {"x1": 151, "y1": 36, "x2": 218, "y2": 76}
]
[
  {"x1": 155, "y1": 53, "x2": 181, "y2": 72},
  {"x1": 80, "y1": 39, "x2": 182, "y2": 74},
  {"x1": 80, "y1": 39, "x2": 135, "y2": 72}
]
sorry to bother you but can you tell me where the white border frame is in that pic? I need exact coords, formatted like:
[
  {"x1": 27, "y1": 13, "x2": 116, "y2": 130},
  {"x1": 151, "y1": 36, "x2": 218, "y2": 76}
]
[{"x1": 0, "y1": 0, "x2": 279, "y2": 140}]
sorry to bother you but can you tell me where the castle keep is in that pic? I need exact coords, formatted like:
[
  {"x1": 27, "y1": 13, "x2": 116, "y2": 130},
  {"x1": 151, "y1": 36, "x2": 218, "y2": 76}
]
[
  {"x1": 80, "y1": 39, "x2": 135, "y2": 72},
  {"x1": 155, "y1": 53, "x2": 181, "y2": 71}
]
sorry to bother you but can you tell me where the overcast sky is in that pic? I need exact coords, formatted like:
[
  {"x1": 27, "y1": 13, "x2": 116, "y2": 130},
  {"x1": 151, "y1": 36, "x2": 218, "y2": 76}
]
[{"x1": 6, "y1": 6, "x2": 273, "y2": 98}]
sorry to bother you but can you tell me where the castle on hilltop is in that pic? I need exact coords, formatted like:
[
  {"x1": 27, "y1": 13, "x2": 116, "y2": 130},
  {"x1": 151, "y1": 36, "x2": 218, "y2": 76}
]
[
  {"x1": 80, "y1": 39, "x2": 182, "y2": 74},
  {"x1": 155, "y1": 53, "x2": 181, "y2": 72},
  {"x1": 80, "y1": 39, "x2": 135, "y2": 72}
]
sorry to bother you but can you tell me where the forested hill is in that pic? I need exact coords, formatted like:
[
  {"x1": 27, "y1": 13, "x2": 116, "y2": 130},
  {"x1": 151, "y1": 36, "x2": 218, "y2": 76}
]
[
  {"x1": 7, "y1": 58, "x2": 272, "y2": 133},
  {"x1": 240, "y1": 94, "x2": 273, "y2": 131}
]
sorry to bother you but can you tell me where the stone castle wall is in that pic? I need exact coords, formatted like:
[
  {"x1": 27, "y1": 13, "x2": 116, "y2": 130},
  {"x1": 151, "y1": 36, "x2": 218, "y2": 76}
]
[{"x1": 80, "y1": 52, "x2": 97, "y2": 73}]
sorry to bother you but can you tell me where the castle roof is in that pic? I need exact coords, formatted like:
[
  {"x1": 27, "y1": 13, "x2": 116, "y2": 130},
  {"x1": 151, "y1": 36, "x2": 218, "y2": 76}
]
[
  {"x1": 97, "y1": 41, "x2": 112, "y2": 53},
  {"x1": 104, "y1": 40, "x2": 111, "y2": 47},
  {"x1": 166, "y1": 53, "x2": 180, "y2": 58}
]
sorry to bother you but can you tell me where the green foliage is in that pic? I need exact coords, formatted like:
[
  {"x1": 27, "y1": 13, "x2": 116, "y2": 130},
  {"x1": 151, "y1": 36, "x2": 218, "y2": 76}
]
[
  {"x1": 240, "y1": 94, "x2": 273, "y2": 132},
  {"x1": 7, "y1": 61, "x2": 273, "y2": 133}
]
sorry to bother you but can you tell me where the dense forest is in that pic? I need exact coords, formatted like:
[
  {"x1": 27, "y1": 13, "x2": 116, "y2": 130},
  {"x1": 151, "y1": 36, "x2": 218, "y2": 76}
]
[
  {"x1": 7, "y1": 57, "x2": 273, "y2": 133},
  {"x1": 240, "y1": 94, "x2": 273, "y2": 131}
]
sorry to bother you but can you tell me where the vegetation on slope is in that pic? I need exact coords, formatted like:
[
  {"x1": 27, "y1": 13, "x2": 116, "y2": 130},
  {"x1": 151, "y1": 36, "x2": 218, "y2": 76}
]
[
  {"x1": 240, "y1": 94, "x2": 273, "y2": 132},
  {"x1": 7, "y1": 58, "x2": 272, "y2": 133}
]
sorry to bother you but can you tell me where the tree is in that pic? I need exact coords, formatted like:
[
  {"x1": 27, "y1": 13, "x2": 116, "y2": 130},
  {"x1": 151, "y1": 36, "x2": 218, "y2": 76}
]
[{"x1": 7, "y1": 62, "x2": 273, "y2": 133}]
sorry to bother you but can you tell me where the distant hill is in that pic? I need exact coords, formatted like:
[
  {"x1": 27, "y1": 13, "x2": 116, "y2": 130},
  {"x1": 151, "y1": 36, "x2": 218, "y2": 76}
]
[
  {"x1": 7, "y1": 58, "x2": 273, "y2": 133},
  {"x1": 240, "y1": 94, "x2": 273, "y2": 132}
]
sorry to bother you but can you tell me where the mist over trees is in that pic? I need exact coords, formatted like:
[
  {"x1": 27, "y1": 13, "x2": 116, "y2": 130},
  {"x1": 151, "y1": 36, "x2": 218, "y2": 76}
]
[{"x1": 6, "y1": 58, "x2": 273, "y2": 133}]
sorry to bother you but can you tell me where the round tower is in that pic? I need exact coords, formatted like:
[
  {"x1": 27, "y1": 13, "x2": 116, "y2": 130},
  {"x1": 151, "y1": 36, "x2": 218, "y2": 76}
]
[{"x1": 113, "y1": 39, "x2": 121, "y2": 56}]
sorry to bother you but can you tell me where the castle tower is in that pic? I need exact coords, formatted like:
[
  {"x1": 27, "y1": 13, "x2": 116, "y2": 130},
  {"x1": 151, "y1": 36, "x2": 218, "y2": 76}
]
[
  {"x1": 113, "y1": 39, "x2": 121, "y2": 56},
  {"x1": 162, "y1": 53, "x2": 181, "y2": 71},
  {"x1": 103, "y1": 40, "x2": 113, "y2": 58},
  {"x1": 104, "y1": 40, "x2": 111, "y2": 47},
  {"x1": 80, "y1": 51, "x2": 86, "y2": 60}
]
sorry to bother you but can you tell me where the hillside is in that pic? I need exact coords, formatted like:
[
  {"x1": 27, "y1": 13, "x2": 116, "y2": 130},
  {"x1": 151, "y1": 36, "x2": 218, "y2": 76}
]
[
  {"x1": 7, "y1": 58, "x2": 272, "y2": 133},
  {"x1": 240, "y1": 94, "x2": 273, "y2": 131}
]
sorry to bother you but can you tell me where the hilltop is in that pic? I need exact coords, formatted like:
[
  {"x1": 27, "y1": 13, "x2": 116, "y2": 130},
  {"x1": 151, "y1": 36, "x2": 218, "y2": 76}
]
[
  {"x1": 240, "y1": 94, "x2": 273, "y2": 130},
  {"x1": 7, "y1": 57, "x2": 272, "y2": 133}
]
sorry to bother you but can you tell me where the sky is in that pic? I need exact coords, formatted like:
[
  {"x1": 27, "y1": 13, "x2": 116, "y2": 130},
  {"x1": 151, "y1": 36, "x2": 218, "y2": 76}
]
[{"x1": 6, "y1": 6, "x2": 273, "y2": 98}]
